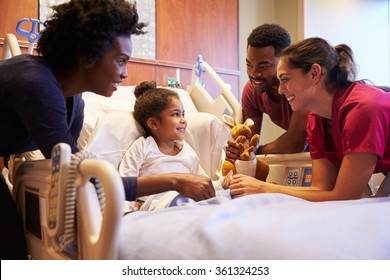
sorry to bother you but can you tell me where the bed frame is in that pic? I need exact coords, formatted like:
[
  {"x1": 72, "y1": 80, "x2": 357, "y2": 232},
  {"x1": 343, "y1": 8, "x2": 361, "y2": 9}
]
[
  {"x1": 11, "y1": 146, "x2": 124, "y2": 260},
  {"x1": 2, "y1": 33, "x2": 22, "y2": 60},
  {"x1": 186, "y1": 55, "x2": 243, "y2": 124}
]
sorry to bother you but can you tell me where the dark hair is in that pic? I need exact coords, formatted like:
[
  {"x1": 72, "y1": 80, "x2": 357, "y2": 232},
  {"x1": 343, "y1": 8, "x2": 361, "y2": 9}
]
[
  {"x1": 358, "y1": 80, "x2": 390, "y2": 92},
  {"x1": 37, "y1": 0, "x2": 146, "y2": 72},
  {"x1": 281, "y1": 37, "x2": 357, "y2": 91},
  {"x1": 377, "y1": 86, "x2": 390, "y2": 92},
  {"x1": 134, "y1": 81, "x2": 179, "y2": 136},
  {"x1": 247, "y1": 24, "x2": 291, "y2": 56}
]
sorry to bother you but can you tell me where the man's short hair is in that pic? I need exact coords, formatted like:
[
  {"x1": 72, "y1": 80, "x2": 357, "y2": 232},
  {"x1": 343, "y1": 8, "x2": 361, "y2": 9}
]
[{"x1": 247, "y1": 24, "x2": 291, "y2": 56}]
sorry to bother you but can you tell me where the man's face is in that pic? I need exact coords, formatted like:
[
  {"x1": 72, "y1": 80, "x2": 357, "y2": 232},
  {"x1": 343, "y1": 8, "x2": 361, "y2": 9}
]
[{"x1": 246, "y1": 45, "x2": 280, "y2": 94}]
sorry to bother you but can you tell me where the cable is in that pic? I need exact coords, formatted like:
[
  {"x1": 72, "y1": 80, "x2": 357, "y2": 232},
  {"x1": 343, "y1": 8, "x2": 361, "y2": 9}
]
[{"x1": 58, "y1": 151, "x2": 105, "y2": 252}]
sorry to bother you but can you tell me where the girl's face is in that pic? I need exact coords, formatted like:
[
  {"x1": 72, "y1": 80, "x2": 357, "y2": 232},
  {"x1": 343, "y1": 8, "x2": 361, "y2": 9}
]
[
  {"x1": 84, "y1": 36, "x2": 132, "y2": 97},
  {"x1": 277, "y1": 57, "x2": 315, "y2": 111},
  {"x1": 154, "y1": 97, "x2": 186, "y2": 141}
]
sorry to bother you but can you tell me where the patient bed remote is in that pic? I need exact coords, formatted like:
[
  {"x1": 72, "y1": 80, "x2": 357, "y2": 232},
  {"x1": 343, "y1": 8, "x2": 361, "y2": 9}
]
[{"x1": 48, "y1": 143, "x2": 71, "y2": 237}]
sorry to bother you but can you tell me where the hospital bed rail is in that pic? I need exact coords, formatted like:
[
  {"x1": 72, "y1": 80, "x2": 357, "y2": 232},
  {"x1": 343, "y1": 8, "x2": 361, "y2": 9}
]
[
  {"x1": 12, "y1": 144, "x2": 124, "y2": 259},
  {"x1": 2, "y1": 33, "x2": 22, "y2": 60},
  {"x1": 186, "y1": 55, "x2": 243, "y2": 124}
]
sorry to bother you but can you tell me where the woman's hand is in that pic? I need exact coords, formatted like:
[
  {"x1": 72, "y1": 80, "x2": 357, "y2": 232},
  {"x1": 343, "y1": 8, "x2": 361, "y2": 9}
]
[
  {"x1": 229, "y1": 173, "x2": 266, "y2": 198},
  {"x1": 225, "y1": 139, "x2": 240, "y2": 163},
  {"x1": 138, "y1": 173, "x2": 215, "y2": 201},
  {"x1": 173, "y1": 173, "x2": 216, "y2": 200}
]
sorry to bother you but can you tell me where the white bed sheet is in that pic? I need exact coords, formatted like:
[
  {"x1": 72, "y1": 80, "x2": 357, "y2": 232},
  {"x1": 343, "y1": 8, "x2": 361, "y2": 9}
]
[{"x1": 118, "y1": 194, "x2": 390, "y2": 260}]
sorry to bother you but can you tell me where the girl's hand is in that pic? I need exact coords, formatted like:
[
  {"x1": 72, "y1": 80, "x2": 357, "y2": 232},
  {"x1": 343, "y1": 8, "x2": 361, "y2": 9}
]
[{"x1": 222, "y1": 170, "x2": 233, "y2": 189}]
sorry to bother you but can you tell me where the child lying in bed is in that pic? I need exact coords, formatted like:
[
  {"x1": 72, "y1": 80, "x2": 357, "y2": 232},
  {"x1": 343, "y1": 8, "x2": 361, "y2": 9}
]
[{"x1": 119, "y1": 81, "x2": 230, "y2": 211}]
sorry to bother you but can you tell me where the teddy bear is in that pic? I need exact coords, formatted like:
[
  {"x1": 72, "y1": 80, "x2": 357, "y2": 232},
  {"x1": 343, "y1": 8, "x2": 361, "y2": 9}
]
[{"x1": 221, "y1": 115, "x2": 269, "y2": 181}]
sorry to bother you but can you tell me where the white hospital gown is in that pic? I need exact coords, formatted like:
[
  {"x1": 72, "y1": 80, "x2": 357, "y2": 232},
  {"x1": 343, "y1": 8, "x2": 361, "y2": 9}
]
[{"x1": 119, "y1": 136, "x2": 213, "y2": 210}]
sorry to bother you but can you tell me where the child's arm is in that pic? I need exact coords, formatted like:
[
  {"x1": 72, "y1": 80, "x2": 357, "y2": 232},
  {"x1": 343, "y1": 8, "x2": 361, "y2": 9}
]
[{"x1": 222, "y1": 170, "x2": 233, "y2": 189}]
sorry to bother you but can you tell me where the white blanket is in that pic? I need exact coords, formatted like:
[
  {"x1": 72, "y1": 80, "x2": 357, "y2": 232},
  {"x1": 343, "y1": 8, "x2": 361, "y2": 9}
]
[{"x1": 118, "y1": 194, "x2": 390, "y2": 259}]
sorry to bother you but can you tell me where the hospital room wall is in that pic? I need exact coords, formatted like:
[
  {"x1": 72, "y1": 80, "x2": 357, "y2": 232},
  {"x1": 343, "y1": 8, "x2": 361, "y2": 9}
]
[
  {"x1": 0, "y1": 0, "x2": 240, "y2": 100},
  {"x1": 239, "y1": 0, "x2": 390, "y2": 144},
  {"x1": 1, "y1": 2, "x2": 388, "y2": 107},
  {"x1": 0, "y1": 0, "x2": 39, "y2": 52}
]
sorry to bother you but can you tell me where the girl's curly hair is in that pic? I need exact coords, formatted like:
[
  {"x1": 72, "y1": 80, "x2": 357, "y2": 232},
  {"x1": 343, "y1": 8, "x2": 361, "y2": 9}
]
[
  {"x1": 133, "y1": 81, "x2": 179, "y2": 137},
  {"x1": 37, "y1": 0, "x2": 146, "y2": 72}
]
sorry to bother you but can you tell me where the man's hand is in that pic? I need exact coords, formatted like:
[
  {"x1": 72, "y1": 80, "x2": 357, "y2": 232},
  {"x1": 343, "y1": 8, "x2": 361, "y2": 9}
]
[{"x1": 225, "y1": 139, "x2": 240, "y2": 163}]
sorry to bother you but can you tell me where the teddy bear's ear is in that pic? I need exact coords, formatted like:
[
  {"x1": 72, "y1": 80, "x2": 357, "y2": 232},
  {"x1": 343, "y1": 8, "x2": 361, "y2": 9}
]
[
  {"x1": 243, "y1": 118, "x2": 254, "y2": 127},
  {"x1": 222, "y1": 114, "x2": 236, "y2": 129}
]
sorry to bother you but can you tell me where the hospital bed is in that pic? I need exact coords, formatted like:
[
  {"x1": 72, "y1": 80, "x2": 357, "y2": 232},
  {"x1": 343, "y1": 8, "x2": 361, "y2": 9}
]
[
  {"x1": 14, "y1": 84, "x2": 390, "y2": 260},
  {"x1": 12, "y1": 145, "x2": 124, "y2": 259},
  {"x1": 2, "y1": 33, "x2": 22, "y2": 60},
  {"x1": 4, "y1": 34, "x2": 389, "y2": 259}
]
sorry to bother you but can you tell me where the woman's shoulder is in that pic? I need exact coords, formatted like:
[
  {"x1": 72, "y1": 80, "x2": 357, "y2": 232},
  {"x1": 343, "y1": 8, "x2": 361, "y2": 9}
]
[
  {"x1": 11, "y1": 55, "x2": 55, "y2": 86},
  {"x1": 4, "y1": 55, "x2": 49, "y2": 70},
  {"x1": 335, "y1": 82, "x2": 390, "y2": 121},
  {"x1": 336, "y1": 82, "x2": 387, "y2": 105}
]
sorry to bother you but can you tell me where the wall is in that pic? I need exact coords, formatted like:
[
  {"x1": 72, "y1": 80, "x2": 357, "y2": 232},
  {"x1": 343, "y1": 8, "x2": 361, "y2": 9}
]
[
  {"x1": 239, "y1": 0, "x2": 390, "y2": 93},
  {"x1": 238, "y1": 0, "x2": 390, "y2": 144},
  {"x1": 2, "y1": 0, "x2": 389, "y2": 143},
  {"x1": 238, "y1": 0, "x2": 285, "y2": 143},
  {"x1": 302, "y1": 0, "x2": 390, "y2": 86},
  {"x1": 238, "y1": 0, "x2": 274, "y2": 96},
  {"x1": 154, "y1": 0, "x2": 239, "y2": 98},
  {"x1": 0, "y1": 0, "x2": 38, "y2": 51},
  {"x1": 0, "y1": 0, "x2": 239, "y2": 99}
]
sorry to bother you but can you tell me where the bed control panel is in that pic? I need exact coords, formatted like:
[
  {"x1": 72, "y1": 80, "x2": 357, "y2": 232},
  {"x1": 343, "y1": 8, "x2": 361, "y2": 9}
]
[
  {"x1": 285, "y1": 167, "x2": 312, "y2": 187},
  {"x1": 47, "y1": 143, "x2": 71, "y2": 237}
]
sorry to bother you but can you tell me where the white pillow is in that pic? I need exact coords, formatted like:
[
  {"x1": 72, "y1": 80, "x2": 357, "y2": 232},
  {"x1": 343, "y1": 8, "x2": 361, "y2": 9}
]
[
  {"x1": 82, "y1": 86, "x2": 197, "y2": 114},
  {"x1": 184, "y1": 112, "x2": 229, "y2": 179},
  {"x1": 83, "y1": 111, "x2": 144, "y2": 168},
  {"x1": 78, "y1": 88, "x2": 135, "y2": 151}
]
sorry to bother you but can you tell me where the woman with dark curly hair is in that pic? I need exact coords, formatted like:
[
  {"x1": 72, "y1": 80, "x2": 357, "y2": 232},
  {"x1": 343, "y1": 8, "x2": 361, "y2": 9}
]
[
  {"x1": 1, "y1": 0, "x2": 145, "y2": 160},
  {"x1": 0, "y1": 0, "x2": 144, "y2": 260},
  {"x1": 0, "y1": 0, "x2": 215, "y2": 259}
]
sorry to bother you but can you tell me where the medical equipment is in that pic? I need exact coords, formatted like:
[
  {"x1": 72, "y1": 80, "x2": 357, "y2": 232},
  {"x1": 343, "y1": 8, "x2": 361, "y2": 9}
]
[
  {"x1": 186, "y1": 55, "x2": 243, "y2": 124},
  {"x1": 12, "y1": 143, "x2": 124, "y2": 260},
  {"x1": 2, "y1": 33, "x2": 22, "y2": 60},
  {"x1": 16, "y1": 18, "x2": 44, "y2": 54},
  {"x1": 1, "y1": 18, "x2": 44, "y2": 60},
  {"x1": 257, "y1": 153, "x2": 313, "y2": 186}
]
